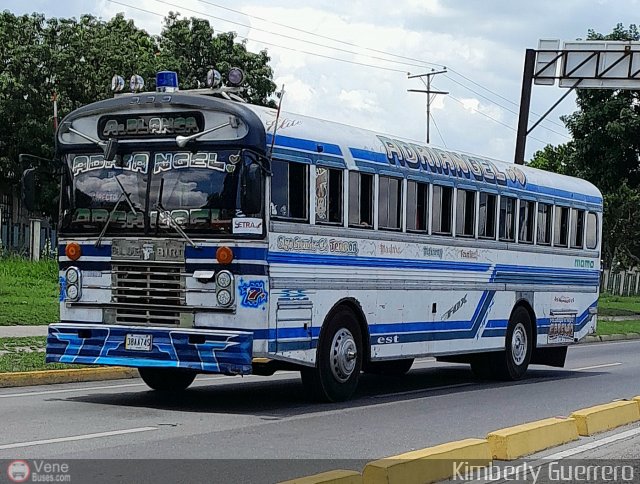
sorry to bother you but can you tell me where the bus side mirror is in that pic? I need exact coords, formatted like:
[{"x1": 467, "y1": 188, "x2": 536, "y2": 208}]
[
  {"x1": 22, "y1": 167, "x2": 42, "y2": 212},
  {"x1": 103, "y1": 138, "x2": 119, "y2": 162},
  {"x1": 241, "y1": 163, "x2": 262, "y2": 215}
]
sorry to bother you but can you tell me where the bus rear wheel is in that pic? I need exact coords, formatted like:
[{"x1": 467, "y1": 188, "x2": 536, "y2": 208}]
[
  {"x1": 301, "y1": 308, "x2": 363, "y2": 402},
  {"x1": 139, "y1": 367, "x2": 197, "y2": 392},
  {"x1": 470, "y1": 306, "x2": 533, "y2": 381}
]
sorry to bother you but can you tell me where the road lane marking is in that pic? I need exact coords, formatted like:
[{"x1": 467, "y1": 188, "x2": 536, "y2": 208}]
[
  {"x1": 0, "y1": 374, "x2": 261, "y2": 399},
  {"x1": 571, "y1": 362, "x2": 622, "y2": 371},
  {"x1": 544, "y1": 425, "x2": 640, "y2": 458},
  {"x1": 373, "y1": 382, "x2": 475, "y2": 398},
  {"x1": 0, "y1": 382, "x2": 146, "y2": 399},
  {"x1": 0, "y1": 427, "x2": 157, "y2": 450}
]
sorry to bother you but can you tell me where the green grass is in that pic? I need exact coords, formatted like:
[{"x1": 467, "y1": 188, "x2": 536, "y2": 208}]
[
  {"x1": 596, "y1": 320, "x2": 640, "y2": 336},
  {"x1": 0, "y1": 336, "x2": 77, "y2": 372},
  {"x1": 0, "y1": 257, "x2": 58, "y2": 326},
  {"x1": 597, "y1": 293, "x2": 640, "y2": 316}
]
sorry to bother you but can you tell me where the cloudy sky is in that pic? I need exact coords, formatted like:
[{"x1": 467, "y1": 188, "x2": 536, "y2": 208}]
[{"x1": 5, "y1": 0, "x2": 640, "y2": 161}]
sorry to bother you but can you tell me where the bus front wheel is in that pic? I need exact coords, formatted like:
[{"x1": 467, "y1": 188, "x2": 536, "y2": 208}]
[
  {"x1": 138, "y1": 368, "x2": 197, "y2": 392},
  {"x1": 301, "y1": 308, "x2": 363, "y2": 402}
]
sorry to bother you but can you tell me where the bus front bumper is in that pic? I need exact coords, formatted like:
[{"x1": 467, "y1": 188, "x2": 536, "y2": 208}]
[{"x1": 46, "y1": 323, "x2": 253, "y2": 375}]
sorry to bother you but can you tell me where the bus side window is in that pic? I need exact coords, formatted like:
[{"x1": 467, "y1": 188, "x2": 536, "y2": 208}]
[
  {"x1": 455, "y1": 188, "x2": 476, "y2": 237},
  {"x1": 554, "y1": 206, "x2": 569, "y2": 247},
  {"x1": 315, "y1": 167, "x2": 343, "y2": 225},
  {"x1": 349, "y1": 172, "x2": 373, "y2": 228},
  {"x1": 537, "y1": 202, "x2": 552, "y2": 245},
  {"x1": 499, "y1": 196, "x2": 516, "y2": 242},
  {"x1": 478, "y1": 192, "x2": 496, "y2": 239},
  {"x1": 407, "y1": 180, "x2": 428, "y2": 232},
  {"x1": 570, "y1": 208, "x2": 585, "y2": 249},
  {"x1": 271, "y1": 159, "x2": 308, "y2": 221},
  {"x1": 586, "y1": 212, "x2": 598, "y2": 249},
  {"x1": 378, "y1": 176, "x2": 402, "y2": 231},
  {"x1": 432, "y1": 185, "x2": 453, "y2": 235},
  {"x1": 518, "y1": 200, "x2": 535, "y2": 243}
]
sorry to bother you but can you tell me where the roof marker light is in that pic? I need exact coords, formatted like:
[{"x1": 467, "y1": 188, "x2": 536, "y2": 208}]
[
  {"x1": 227, "y1": 67, "x2": 244, "y2": 86},
  {"x1": 207, "y1": 68, "x2": 222, "y2": 88},
  {"x1": 129, "y1": 74, "x2": 145, "y2": 93},
  {"x1": 111, "y1": 75, "x2": 125, "y2": 93},
  {"x1": 156, "y1": 71, "x2": 179, "y2": 92}
]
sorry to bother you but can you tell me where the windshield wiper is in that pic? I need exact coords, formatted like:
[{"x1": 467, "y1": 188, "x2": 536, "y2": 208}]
[
  {"x1": 154, "y1": 178, "x2": 199, "y2": 248},
  {"x1": 94, "y1": 175, "x2": 138, "y2": 247},
  {"x1": 175, "y1": 117, "x2": 239, "y2": 148}
]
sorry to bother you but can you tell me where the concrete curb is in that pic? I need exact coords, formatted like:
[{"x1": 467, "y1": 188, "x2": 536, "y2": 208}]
[
  {"x1": 570, "y1": 400, "x2": 640, "y2": 436},
  {"x1": 286, "y1": 396, "x2": 640, "y2": 483},
  {"x1": 362, "y1": 439, "x2": 491, "y2": 484},
  {"x1": 0, "y1": 367, "x2": 138, "y2": 388},
  {"x1": 486, "y1": 417, "x2": 579, "y2": 460},
  {"x1": 583, "y1": 332, "x2": 640, "y2": 343},
  {"x1": 279, "y1": 470, "x2": 362, "y2": 484}
]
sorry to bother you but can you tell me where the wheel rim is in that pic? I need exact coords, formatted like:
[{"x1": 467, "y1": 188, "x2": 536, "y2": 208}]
[
  {"x1": 511, "y1": 322, "x2": 528, "y2": 366},
  {"x1": 330, "y1": 328, "x2": 358, "y2": 383}
]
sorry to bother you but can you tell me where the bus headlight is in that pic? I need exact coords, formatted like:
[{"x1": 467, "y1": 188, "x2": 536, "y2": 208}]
[
  {"x1": 216, "y1": 289, "x2": 232, "y2": 306},
  {"x1": 66, "y1": 267, "x2": 80, "y2": 284},
  {"x1": 65, "y1": 267, "x2": 82, "y2": 301},
  {"x1": 216, "y1": 270, "x2": 232, "y2": 288},
  {"x1": 66, "y1": 284, "x2": 80, "y2": 301}
]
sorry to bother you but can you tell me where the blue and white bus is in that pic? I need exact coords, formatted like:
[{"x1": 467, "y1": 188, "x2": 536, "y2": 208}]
[{"x1": 25, "y1": 71, "x2": 602, "y2": 402}]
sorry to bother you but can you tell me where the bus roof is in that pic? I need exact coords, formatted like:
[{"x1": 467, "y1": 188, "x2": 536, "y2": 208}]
[{"x1": 244, "y1": 104, "x2": 602, "y2": 209}]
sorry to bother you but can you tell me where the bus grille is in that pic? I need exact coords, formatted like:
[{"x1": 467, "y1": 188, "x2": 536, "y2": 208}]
[{"x1": 111, "y1": 264, "x2": 185, "y2": 326}]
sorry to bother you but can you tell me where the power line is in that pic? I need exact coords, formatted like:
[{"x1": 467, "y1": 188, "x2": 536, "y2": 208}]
[
  {"x1": 149, "y1": 0, "x2": 428, "y2": 71},
  {"x1": 193, "y1": 0, "x2": 445, "y2": 69},
  {"x1": 429, "y1": 113, "x2": 447, "y2": 148},
  {"x1": 443, "y1": 90, "x2": 549, "y2": 146},
  {"x1": 193, "y1": 0, "x2": 569, "y2": 133},
  {"x1": 447, "y1": 68, "x2": 568, "y2": 130},
  {"x1": 444, "y1": 74, "x2": 570, "y2": 138},
  {"x1": 107, "y1": 0, "x2": 557, "y2": 149},
  {"x1": 112, "y1": 0, "x2": 572, "y2": 142},
  {"x1": 107, "y1": 0, "x2": 409, "y2": 73}
]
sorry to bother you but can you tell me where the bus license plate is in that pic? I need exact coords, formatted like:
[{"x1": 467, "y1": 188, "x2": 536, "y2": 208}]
[{"x1": 125, "y1": 334, "x2": 152, "y2": 351}]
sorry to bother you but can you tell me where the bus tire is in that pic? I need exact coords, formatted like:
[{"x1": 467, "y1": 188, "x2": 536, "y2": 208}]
[
  {"x1": 364, "y1": 359, "x2": 414, "y2": 376},
  {"x1": 300, "y1": 308, "x2": 363, "y2": 402},
  {"x1": 492, "y1": 306, "x2": 533, "y2": 380},
  {"x1": 470, "y1": 306, "x2": 533, "y2": 380},
  {"x1": 138, "y1": 367, "x2": 196, "y2": 392}
]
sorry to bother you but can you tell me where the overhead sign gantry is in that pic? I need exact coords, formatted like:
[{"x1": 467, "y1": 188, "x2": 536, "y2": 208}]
[{"x1": 515, "y1": 40, "x2": 640, "y2": 164}]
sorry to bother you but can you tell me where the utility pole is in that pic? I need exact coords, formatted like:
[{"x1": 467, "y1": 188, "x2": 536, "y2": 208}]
[
  {"x1": 408, "y1": 69, "x2": 448, "y2": 144},
  {"x1": 52, "y1": 91, "x2": 58, "y2": 132}
]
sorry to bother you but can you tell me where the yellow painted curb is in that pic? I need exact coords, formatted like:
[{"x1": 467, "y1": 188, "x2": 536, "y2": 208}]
[
  {"x1": 362, "y1": 438, "x2": 490, "y2": 484},
  {"x1": 570, "y1": 401, "x2": 640, "y2": 436},
  {"x1": 0, "y1": 367, "x2": 138, "y2": 388},
  {"x1": 278, "y1": 470, "x2": 362, "y2": 484},
  {"x1": 487, "y1": 417, "x2": 578, "y2": 460}
]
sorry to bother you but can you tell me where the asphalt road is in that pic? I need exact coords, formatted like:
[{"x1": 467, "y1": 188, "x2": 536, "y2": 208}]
[{"x1": 0, "y1": 340, "x2": 639, "y2": 483}]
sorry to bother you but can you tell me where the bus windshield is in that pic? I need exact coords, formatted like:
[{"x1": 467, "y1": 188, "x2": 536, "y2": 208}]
[{"x1": 60, "y1": 150, "x2": 264, "y2": 236}]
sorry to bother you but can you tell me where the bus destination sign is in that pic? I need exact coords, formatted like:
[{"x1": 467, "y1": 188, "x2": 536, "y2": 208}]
[{"x1": 98, "y1": 112, "x2": 205, "y2": 139}]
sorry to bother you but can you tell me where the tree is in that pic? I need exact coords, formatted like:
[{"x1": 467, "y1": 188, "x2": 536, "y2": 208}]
[
  {"x1": 157, "y1": 13, "x2": 276, "y2": 106},
  {"x1": 530, "y1": 24, "x2": 640, "y2": 268},
  {"x1": 0, "y1": 10, "x2": 278, "y2": 219},
  {"x1": 528, "y1": 142, "x2": 575, "y2": 175}
]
